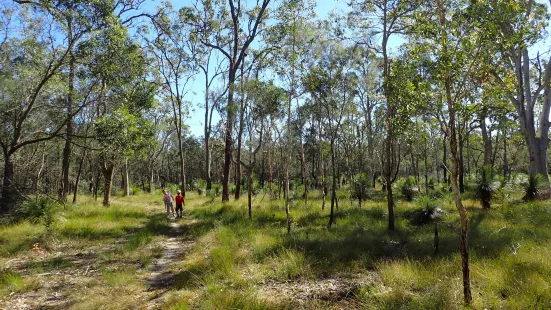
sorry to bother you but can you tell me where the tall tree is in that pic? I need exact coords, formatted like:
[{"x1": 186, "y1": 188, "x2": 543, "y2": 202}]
[
  {"x1": 184, "y1": 0, "x2": 272, "y2": 202},
  {"x1": 474, "y1": 0, "x2": 551, "y2": 182},
  {"x1": 349, "y1": 0, "x2": 418, "y2": 231},
  {"x1": 143, "y1": 3, "x2": 198, "y2": 195}
]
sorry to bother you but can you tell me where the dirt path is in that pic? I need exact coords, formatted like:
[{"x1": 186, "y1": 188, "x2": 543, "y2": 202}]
[
  {"x1": 144, "y1": 217, "x2": 196, "y2": 308},
  {"x1": 0, "y1": 210, "x2": 198, "y2": 310}
]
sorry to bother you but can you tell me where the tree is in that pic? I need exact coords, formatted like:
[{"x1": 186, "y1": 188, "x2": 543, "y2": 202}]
[
  {"x1": 95, "y1": 107, "x2": 151, "y2": 206},
  {"x1": 184, "y1": 0, "x2": 272, "y2": 202},
  {"x1": 349, "y1": 0, "x2": 418, "y2": 231},
  {"x1": 0, "y1": 6, "x2": 79, "y2": 212},
  {"x1": 474, "y1": 0, "x2": 551, "y2": 183},
  {"x1": 143, "y1": 3, "x2": 198, "y2": 195}
]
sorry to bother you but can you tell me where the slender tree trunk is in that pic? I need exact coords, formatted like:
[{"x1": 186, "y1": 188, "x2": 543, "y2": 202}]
[
  {"x1": 1, "y1": 152, "x2": 16, "y2": 213},
  {"x1": 299, "y1": 126, "x2": 308, "y2": 204},
  {"x1": 123, "y1": 158, "x2": 130, "y2": 196},
  {"x1": 436, "y1": 139, "x2": 440, "y2": 183},
  {"x1": 34, "y1": 143, "x2": 46, "y2": 192},
  {"x1": 235, "y1": 94, "x2": 245, "y2": 200},
  {"x1": 204, "y1": 80, "x2": 212, "y2": 191},
  {"x1": 480, "y1": 116, "x2": 493, "y2": 166},
  {"x1": 102, "y1": 162, "x2": 115, "y2": 207},
  {"x1": 492, "y1": 131, "x2": 499, "y2": 167},
  {"x1": 443, "y1": 137, "x2": 448, "y2": 185},
  {"x1": 60, "y1": 45, "x2": 75, "y2": 201},
  {"x1": 177, "y1": 125, "x2": 186, "y2": 196},
  {"x1": 72, "y1": 149, "x2": 87, "y2": 203},
  {"x1": 285, "y1": 91, "x2": 292, "y2": 235},
  {"x1": 459, "y1": 122, "x2": 465, "y2": 193},
  {"x1": 438, "y1": 0, "x2": 472, "y2": 303},
  {"x1": 320, "y1": 136, "x2": 326, "y2": 211},
  {"x1": 328, "y1": 139, "x2": 337, "y2": 228},
  {"x1": 248, "y1": 165, "x2": 253, "y2": 219},
  {"x1": 222, "y1": 69, "x2": 237, "y2": 202},
  {"x1": 424, "y1": 136, "x2": 429, "y2": 194},
  {"x1": 503, "y1": 128, "x2": 508, "y2": 179},
  {"x1": 268, "y1": 122, "x2": 273, "y2": 199}
]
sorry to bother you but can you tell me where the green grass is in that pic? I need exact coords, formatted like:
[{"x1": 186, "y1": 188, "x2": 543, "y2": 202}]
[{"x1": 1, "y1": 187, "x2": 551, "y2": 309}]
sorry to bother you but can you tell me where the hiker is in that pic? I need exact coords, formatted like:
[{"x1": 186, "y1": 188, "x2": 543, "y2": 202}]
[
  {"x1": 162, "y1": 188, "x2": 175, "y2": 218},
  {"x1": 175, "y1": 190, "x2": 184, "y2": 218}
]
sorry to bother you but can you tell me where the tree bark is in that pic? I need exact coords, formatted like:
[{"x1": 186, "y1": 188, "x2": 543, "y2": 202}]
[
  {"x1": 204, "y1": 77, "x2": 212, "y2": 191},
  {"x1": 299, "y1": 125, "x2": 308, "y2": 204},
  {"x1": 328, "y1": 139, "x2": 337, "y2": 228},
  {"x1": 123, "y1": 158, "x2": 130, "y2": 196},
  {"x1": 459, "y1": 121, "x2": 465, "y2": 193},
  {"x1": 235, "y1": 63, "x2": 246, "y2": 200},
  {"x1": 60, "y1": 43, "x2": 75, "y2": 201},
  {"x1": 438, "y1": 0, "x2": 472, "y2": 303},
  {"x1": 1, "y1": 153, "x2": 16, "y2": 213},
  {"x1": 222, "y1": 69, "x2": 236, "y2": 202},
  {"x1": 480, "y1": 116, "x2": 493, "y2": 166},
  {"x1": 102, "y1": 162, "x2": 115, "y2": 207},
  {"x1": 72, "y1": 149, "x2": 86, "y2": 203}
]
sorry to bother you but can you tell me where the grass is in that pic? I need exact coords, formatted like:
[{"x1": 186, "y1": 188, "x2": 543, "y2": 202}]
[{"x1": 0, "y1": 185, "x2": 550, "y2": 309}]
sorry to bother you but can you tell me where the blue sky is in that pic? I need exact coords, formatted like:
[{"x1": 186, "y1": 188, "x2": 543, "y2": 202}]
[
  {"x1": 136, "y1": 0, "x2": 550, "y2": 138},
  {"x1": 136, "y1": 0, "x2": 364, "y2": 137}
]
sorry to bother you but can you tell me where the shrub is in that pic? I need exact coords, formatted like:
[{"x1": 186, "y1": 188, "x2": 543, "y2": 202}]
[
  {"x1": 15, "y1": 197, "x2": 60, "y2": 227},
  {"x1": 406, "y1": 196, "x2": 446, "y2": 226},
  {"x1": 130, "y1": 185, "x2": 141, "y2": 195},
  {"x1": 523, "y1": 174, "x2": 546, "y2": 201},
  {"x1": 400, "y1": 176, "x2": 416, "y2": 202},
  {"x1": 477, "y1": 165, "x2": 495, "y2": 209},
  {"x1": 352, "y1": 173, "x2": 370, "y2": 202}
]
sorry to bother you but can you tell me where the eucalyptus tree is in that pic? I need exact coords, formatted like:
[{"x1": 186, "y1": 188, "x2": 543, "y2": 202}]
[
  {"x1": 409, "y1": 0, "x2": 490, "y2": 303},
  {"x1": 13, "y1": 0, "x2": 150, "y2": 201},
  {"x1": 182, "y1": 0, "x2": 272, "y2": 202},
  {"x1": 84, "y1": 21, "x2": 155, "y2": 206},
  {"x1": 95, "y1": 107, "x2": 152, "y2": 206},
  {"x1": 348, "y1": 0, "x2": 419, "y2": 231},
  {"x1": 141, "y1": 3, "x2": 199, "y2": 195},
  {"x1": 351, "y1": 46, "x2": 382, "y2": 188},
  {"x1": 240, "y1": 80, "x2": 285, "y2": 218},
  {"x1": 268, "y1": 0, "x2": 316, "y2": 230},
  {"x1": 471, "y1": 0, "x2": 551, "y2": 183},
  {"x1": 304, "y1": 41, "x2": 358, "y2": 228},
  {"x1": 196, "y1": 47, "x2": 227, "y2": 192},
  {"x1": 0, "y1": 6, "x2": 81, "y2": 212}
]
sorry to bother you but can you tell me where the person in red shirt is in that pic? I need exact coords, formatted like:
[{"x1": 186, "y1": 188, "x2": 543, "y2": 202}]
[{"x1": 175, "y1": 190, "x2": 185, "y2": 218}]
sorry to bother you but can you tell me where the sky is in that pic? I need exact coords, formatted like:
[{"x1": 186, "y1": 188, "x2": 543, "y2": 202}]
[
  {"x1": 135, "y1": 0, "x2": 367, "y2": 138},
  {"x1": 135, "y1": 0, "x2": 551, "y2": 138}
]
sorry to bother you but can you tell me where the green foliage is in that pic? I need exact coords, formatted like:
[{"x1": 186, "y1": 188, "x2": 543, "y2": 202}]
[
  {"x1": 0, "y1": 269, "x2": 27, "y2": 296},
  {"x1": 129, "y1": 185, "x2": 141, "y2": 196},
  {"x1": 477, "y1": 165, "x2": 496, "y2": 209},
  {"x1": 523, "y1": 174, "x2": 546, "y2": 201},
  {"x1": 400, "y1": 176, "x2": 416, "y2": 202},
  {"x1": 95, "y1": 106, "x2": 150, "y2": 161},
  {"x1": 352, "y1": 173, "x2": 370, "y2": 201},
  {"x1": 15, "y1": 197, "x2": 61, "y2": 227},
  {"x1": 405, "y1": 196, "x2": 446, "y2": 226}
]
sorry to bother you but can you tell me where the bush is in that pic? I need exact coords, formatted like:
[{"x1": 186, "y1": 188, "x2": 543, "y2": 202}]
[
  {"x1": 406, "y1": 196, "x2": 446, "y2": 226},
  {"x1": 130, "y1": 185, "x2": 141, "y2": 195},
  {"x1": 207, "y1": 183, "x2": 222, "y2": 198},
  {"x1": 400, "y1": 176, "x2": 416, "y2": 202},
  {"x1": 477, "y1": 165, "x2": 495, "y2": 209},
  {"x1": 15, "y1": 197, "x2": 60, "y2": 227},
  {"x1": 352, "y1": 173, "x2": 370, "y2": 201},
  {"x1": 523, "y1": 174, "x2": 546, "y2": 201}
]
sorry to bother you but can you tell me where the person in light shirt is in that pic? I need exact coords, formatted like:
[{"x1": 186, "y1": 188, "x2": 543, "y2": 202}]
[{"x1": 162, "y1": 188, "x2": 175, "y2": 218}]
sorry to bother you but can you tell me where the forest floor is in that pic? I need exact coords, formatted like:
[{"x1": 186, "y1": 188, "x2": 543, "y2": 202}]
[{"x1": 1, "y1": 186, "x2": 551, "y2": 309}]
